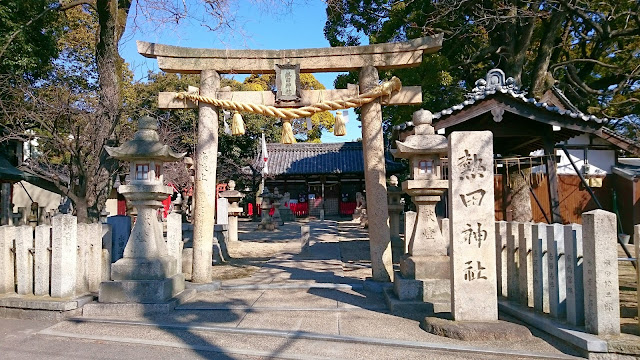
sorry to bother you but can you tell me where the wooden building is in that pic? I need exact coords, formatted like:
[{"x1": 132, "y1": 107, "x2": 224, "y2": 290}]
[{"x1": 254, "y1": 142, "x2": 403, "y2": 217}]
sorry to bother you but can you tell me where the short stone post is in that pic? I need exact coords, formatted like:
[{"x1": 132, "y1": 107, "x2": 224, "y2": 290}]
[
  {"x1": 106, "y1": 215, "x2": 131, "y2": 262},
  {"x1": 564, "y1": 224, "x2": 584, "y2": 326},
  {"x1": 75, "y1": 224, "x2": 89, "y2": 295},
  {"x1": 404, "y1": 210, "x2": 416, "y2": 256},
  {"x1": 15, "y1": 226, "x2": 33, "y2": 295},
  {"x1": 50, "y1": 214, "x2": 77, "y2": 298},
  {"x1": 387, "y1": 175, "x2": 404, "y2": 260},
  {"x1": 34, "y1": 225, "x2": 52, "y2": 296},
  {"x1": 449, "y1": 131, "x2": 497, "y2": 321},
  {"x1": 216, "y1": 198, "x2": 229, "y2": 225},
  {"x1": 87, "y1": 224, "x2": 102, "y2": 292},
  {"x1": 495, "y1": 221, "x2": 508, "y2": 297},
  {"x1": 101, "y1": 224, "x2": 112, "y2": 282},
  {"x1": 582, "y1": 210, "x2": 620, "y2": 335},
  {"x1": 166, "y1": 212, "x2": 183, "y2": 274},
  {"x1": 547, "y1": 223, "x2": 566, "y2": 319},
  {"x1": 0, "y1": 226, "x2": 16, "y2": 293},
  {"x1": 506, "y1": 222, "x2": 520, "y2": 300},
  {"x1": 518, "y1": 223, "x2": 533, "y2": 307},
  {"x1": 532, "y1": 223, "x2": 549, "y2": 313},
  {"x1": 360, "y1": 65, "x2": 393, "y2": 282}
]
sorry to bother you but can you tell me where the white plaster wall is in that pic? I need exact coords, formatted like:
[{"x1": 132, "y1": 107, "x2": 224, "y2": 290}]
[
  {"x1": 12, "y1": 181, "x2": 61, "y2": 213},
  {"x1": 529, "y1": 136, "x2": 616, "y2": 175},
  {"x1": 556, "y1": 149, "x2": 614, "y2": 175},
  {"x1": 105, "y1": 198, "x2": 118, "y2": 217}
]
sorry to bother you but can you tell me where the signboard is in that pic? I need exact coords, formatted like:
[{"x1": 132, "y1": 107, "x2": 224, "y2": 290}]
[{"x1": 275, "y1": 64, "x2": 301, "y2": 103}]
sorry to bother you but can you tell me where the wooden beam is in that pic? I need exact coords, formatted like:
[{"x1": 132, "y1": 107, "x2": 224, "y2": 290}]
[
  {"x1": 137, "y1": 35, "x2": 443, "y2": 74},
  {"x1": 158, "y1": 86, "x2": 423, "y2": 109}
]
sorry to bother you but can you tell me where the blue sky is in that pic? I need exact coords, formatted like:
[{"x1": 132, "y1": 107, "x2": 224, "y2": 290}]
[{"x1": 119, "y1": 0, "x2": 364, "y2": 143}]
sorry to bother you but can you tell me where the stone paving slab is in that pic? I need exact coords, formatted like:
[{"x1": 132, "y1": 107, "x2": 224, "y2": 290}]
[
  {"x1": 177, "y1": 290, "x2": 263, "y2": 310},
  {"x1": 250, "y1": 289, "x2": 339, "y2": 309}
]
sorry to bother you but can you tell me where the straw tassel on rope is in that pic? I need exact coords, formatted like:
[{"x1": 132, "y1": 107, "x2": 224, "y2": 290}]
[
  {"x1": 231, "y1": 111, "x2": 245, "y2": 135},
  {"x1": 333, "y1": 111, "x2": 346, "y2": 136},
  {"x1": 281, "y1": 119, "x2": 296, "y2": 144}
]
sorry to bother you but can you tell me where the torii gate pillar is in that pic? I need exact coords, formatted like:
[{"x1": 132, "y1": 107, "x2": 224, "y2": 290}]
[
  {"x1": 192, "y1": 69, "x2": 220, "y2": 283},
  {"x1": 360, "y1": 66, "x2": 393, "y2": 282}
]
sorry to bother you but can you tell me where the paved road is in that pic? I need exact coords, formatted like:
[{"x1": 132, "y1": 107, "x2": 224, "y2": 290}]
[{"x1": 1, "y1": 220, "x2": 582, "y2": 359}]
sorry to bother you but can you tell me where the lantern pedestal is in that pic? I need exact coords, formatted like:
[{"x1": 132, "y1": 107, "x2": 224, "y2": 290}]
[{"x1": 99, "y1": 184, "x2": 184, "y2": 303}]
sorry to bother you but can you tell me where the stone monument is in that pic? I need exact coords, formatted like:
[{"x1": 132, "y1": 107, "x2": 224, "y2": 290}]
[
  {"x1": 423, "y1": 130, "x2": 531, "y2": 341},
  {"x1": 218, "y1": 180, "x2": 245, "y2": 242},
  {"x1": 448, "y1": 131, "x2": 497, "y2": 321},
  {"x1": 389, "y1": 109, "x2": 450, "y2": 310},
  {"x1": 100, "y1": 116, "x2": 187, "y2": 303}
]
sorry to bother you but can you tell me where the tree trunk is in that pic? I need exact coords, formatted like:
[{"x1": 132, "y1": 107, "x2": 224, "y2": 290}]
[
  {"x1": 530, "y1": 10, "x2": 567, "y2": 98},
  {"x1": 74, "y1": 197, "x2": 90, "y2": 224},
  {"x1": 508, "y1": 167, "x2": 533, "y2": 222}
]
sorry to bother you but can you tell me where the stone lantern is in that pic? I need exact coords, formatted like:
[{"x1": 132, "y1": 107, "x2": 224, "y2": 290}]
[
  {"x1": 390, "y1": 109, "x2": 450, "y2": 307},
  {"x1": 101, "y1": 116, "x2": 186, "y2": 304},
  {"x1": 387, "y1": 175, "x2": 404, "y2": 260},
  {"x1": 258, "y1": 187, "x2": 275, "y2": 231},
  {"x1": 271, "y1": 187, "x2": 284, "y2": 226},
  {"x1": 218, "y1": 180, "x2": 244, "y2": 242}
]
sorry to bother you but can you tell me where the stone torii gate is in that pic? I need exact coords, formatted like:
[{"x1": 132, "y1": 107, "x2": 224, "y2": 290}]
[{"x1": 137, "y1": 35, "x2": 443, "y2": 283}]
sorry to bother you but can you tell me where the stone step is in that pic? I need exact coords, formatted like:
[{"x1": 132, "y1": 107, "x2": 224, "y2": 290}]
[
  {"x1": 37, "y1": 317, "x2": 578, "y2": 360},
  {"x1": 82, "y1": 289, "x2": 196, "y2": 317}
]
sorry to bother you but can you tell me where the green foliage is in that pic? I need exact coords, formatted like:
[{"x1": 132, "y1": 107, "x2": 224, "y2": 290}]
[
  {"x1": 324, "y1": 0, "x2": 640, "y2": 135},
  {"x1": 0, "y1": 0, "x2": 61, "y2": 80}
]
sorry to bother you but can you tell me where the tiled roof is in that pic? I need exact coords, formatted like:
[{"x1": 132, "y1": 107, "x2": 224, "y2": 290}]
[
  {"x1": 393, "y1": 68, "x2": 603, "y2": 131},
  {"x1": 253, "y1": 142, "x2": 404, "y2": 176}
]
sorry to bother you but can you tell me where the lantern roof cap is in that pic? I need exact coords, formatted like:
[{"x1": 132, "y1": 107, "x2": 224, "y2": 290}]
[{"x1": 105, "y1": 116, "x2": 186, "y2": 162}]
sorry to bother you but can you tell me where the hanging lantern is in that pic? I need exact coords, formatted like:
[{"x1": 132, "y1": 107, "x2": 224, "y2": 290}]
[
  {"x1": 281, "y1": 119, "x2": 296, "y2": 144},
  {"x1": 231, "y1": 111, "x2": 245, "y2": 136},
  {"x1": 333, "y1": 111, "x2": 346, "y2": 136}
]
